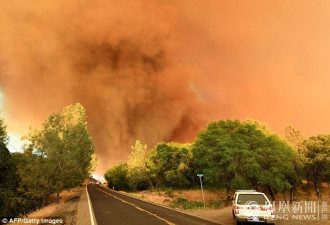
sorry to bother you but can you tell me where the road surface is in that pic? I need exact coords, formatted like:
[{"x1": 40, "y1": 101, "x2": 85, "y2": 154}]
[{"x1": 87, "y1": 185, "x2": 220, "y2": 225}]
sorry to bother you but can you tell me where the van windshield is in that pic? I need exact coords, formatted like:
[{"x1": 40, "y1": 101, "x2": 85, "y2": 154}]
[{"x1": 237, "y1": 194, "x2": 269, "y2": 205}]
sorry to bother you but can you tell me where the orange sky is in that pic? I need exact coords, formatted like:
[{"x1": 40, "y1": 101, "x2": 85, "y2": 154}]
[{"x1": 0, "y1": 0, "x2": 329, "y2": 174}]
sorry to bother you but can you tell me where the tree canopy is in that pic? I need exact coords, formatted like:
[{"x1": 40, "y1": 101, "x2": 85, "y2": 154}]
[
  {"x1": 191, "y1": 120, "x2": 294, "y2": 200},
  {"x1": 20, "y1": 103, "x2": 95, "y2": 203},
  {"x1": 148, "y1": 142, "x2": 195, "y2": 189},
  {"x1": 0, "y1": 115, "x2": 21, "y2": 216},
  {"x1": 302, "y1": 135, "x2": 330, "y2": 198},
  {"x1": 104, "y1": 118, "x2": 330, "y2": 202}
]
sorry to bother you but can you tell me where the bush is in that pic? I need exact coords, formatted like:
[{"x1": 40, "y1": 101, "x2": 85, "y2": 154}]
[
  {"x1": 209, "y1": 199, "x2": 222, "y2": 209},
  {"x1": 183, "y1": 201, "x2": 204, "y2": 209},
  {"x1": 171, "y1": 197, "x2": 204, "y2": 209},
  {"x1": 165, "y1": 188, "x2": 174, "y2": 197},
  {"x1": 174, "y1": 197, "x2": 187, "y2": 204},
  {"x1": 171, "y1": 197, "x2": 188, "y2": 208},
  {"x1": 104, "y1": 163, "x2": 130, "y2": 191},
  {"x1": 148, "y1": 143, "x2": 196, "y2": 189},
  {"x1": 127, "y1": 168, "x2": 150, "y2": 191}
]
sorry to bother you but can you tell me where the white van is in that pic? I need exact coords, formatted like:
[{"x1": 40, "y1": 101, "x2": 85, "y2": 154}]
[{"x1": 232, "y1": 190, "x2": 276, "y2": 225}]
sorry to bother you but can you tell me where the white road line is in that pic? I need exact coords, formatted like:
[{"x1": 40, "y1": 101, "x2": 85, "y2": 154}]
[
  {"x1": 86, "y1": 185, "x2": 96, "y2": 225},
  {"x1": 96, "y1": 187, "x2": 175, "y2": 225},
  {"x1": 102, "y1": 186, "x2": 221, "y2": 225}
]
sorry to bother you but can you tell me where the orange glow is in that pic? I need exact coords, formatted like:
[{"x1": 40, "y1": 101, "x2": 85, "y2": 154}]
[{"x1": 0, "y1": 0, "x2": 329, "y2": 174}]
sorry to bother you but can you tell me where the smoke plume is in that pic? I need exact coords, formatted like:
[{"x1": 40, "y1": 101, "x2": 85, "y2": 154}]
[{"x1": 1, "y1": 0, "x2": 330, "y2": 174}]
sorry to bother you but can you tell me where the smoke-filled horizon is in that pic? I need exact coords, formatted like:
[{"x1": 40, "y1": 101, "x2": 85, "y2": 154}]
[{"x1": 1, "y1": 0, "x2": 330, "y2": 174}]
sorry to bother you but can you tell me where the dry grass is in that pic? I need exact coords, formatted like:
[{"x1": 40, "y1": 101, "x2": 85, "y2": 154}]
[
  {"x1": 129, "y1": 189, "x2": 227, "y2": 207},
  {"x1": 28, "y1": 187, "x2": 82, "y2": 218},
  {"x1": 27, "y1": 202, "x2": 64, "y2": 218},
  {"x1": 129, "y1": 182, "x2": 329, "y2": 209},
  {"x1": 175, "y1": 189, "x2": 226, "y2": 203},
  {"x1": 276, "y1": 183, "x2": 330, "y2": 202},
  {"x1": 48, "y1": 188, "x2": 82, "y2": 203},
  {"x1": 130, "y1": 191, "x2": 173, "y2": 206},
  {"x1": 11, "y1": 186, "x2": 83, "y2": 225}
]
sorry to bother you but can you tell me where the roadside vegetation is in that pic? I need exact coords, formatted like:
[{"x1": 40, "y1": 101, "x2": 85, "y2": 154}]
[
  {"x1": 0, "y1": 103, "x2": 96, "y2": 217},
  {"x1": 105, "y1": 119, "x2": 329, "y2": 204}
]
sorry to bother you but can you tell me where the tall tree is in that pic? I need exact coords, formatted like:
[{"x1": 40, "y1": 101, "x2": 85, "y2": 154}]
[
  {"x1": 104, "y1": 163, "x2": 129, "y2": 191},
  {"x1": 89, "y1": 153, "x2": 98, "y2": 174},
  {"x1": 256, "y1": 135, "x2": 293, "y2": 201},
  {"x1": 148, "y1": 142, "x2": 195, "y2": 189},
  {"x1": 284, "y1": 125, "x2": 306, "y2": 201},
  {"x1": 0, "y1": 115, "x2": 21, "y2": 216},
  {"x1": 21, "y1": 103, "x2": 95, "y2": 203},
  {"x1": 302, "y1": 135, "x2": 330, "y2": 198},
  {"x1": 285, "y1": 125, "x2": 305, "y2": 150},
  {"x1": 0, "y1": 115, "x2": 12, "y2": 216},
  {"x1": 0, "y1": 114, "x2": 10, "y2": 187},
  {"x1": 127, "y1": 140, "x2": 153, "y2": 190},
  {"x1": 192, "y1": 119, "x2": 294, "y2": 200}
]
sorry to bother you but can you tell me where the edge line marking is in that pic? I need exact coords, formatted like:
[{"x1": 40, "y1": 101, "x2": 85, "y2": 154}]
[
  {"x1": 86, "y1": 185, "x2": 96, "y2": 225},
  {"x1": 95, "y1": 186, "x2": 175, "y2": 225},
  {"x1": 102, "y1": 186, "x2": 221, "y2": 225}
]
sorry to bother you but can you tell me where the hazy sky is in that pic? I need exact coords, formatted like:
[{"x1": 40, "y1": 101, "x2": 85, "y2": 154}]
[{"x1": 0, "y1": 0, "x2": 329, "y2": 174}]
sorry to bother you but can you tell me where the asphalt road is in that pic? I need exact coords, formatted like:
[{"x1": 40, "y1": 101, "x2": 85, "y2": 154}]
[{"x1": 87, "y1": 185, "x2": 221, "y2": 225}]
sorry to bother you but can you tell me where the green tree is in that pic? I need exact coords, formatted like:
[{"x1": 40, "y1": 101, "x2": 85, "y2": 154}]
[
  {"x1": 0, "y1": 115, "x2": 22, "y2": 216},
  {"x1": 148, "y1": 142, "x2": 195, "y2": 189},
  {"x1": 285, "y1": 125, "x2": 305, "y2": 150},
  {"x1": 0, "y1": 115, "x2": 10, "y2": 189},
  {"x1": 192, "y1": 119, "x2": 294, "y2": 200},
  {"x1": 89, "y1": 153, "x2": 98, "y2": 174},
  {"x1": 244, "y1": 118, "x2": 273, "y2": 136},
  {"x1": 284, "y1": 125, "x2": 306, "y2": 201},
  {"x1": 21, "y1": 103, "x2": 95, "y2": 203},
  {"x1": 17, "y1": 149, "x2": 52, "y2": 208},
  {"x1": 256, "y1": 135, "x2": 293, "y2": 201},
  {"x1": 0, "y1": 115, "x2": 13, "y2": 216},
  {"x1": 302, "y1": 135, "x2": 330, "y2": 198},
  {"x1": 104, "y1": 163, "x2": 129, "y2": 191},
  {"x1": 127, "y1": 140, "x2": 153, "y2": 191}
]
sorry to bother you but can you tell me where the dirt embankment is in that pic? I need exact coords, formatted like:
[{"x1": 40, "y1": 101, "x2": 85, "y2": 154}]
[
  {"x1": 128, "y1": 189, "x2": 228, "y2": 208},
  {"x1": 13, "y1": 179, "x2": 100, "y2": 225},
  {"x1": 10, "y1": 181, "x2": 94, "y2": 225},
  {"x1": 24, "y1": 187, "x2": 83, "y2": 225}
]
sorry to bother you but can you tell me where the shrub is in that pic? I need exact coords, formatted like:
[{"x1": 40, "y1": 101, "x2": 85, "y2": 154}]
[
  {"x1": 209, "y1": 199, "x2": 222, "y2": 209},
  {"x1": 165, "y1": 188, "x2": 174, "y2": 197},
  {"x1": 171, "y1": 197, "x2": 188, "y2": 208},
  {"x1": 104, "y1": 163, "x2": 130, "y2": 191},
  {"x1": 183, "y1": 201, "x2": 204, "y2": 209},
  {"x1": 171, "y1": 197, "x2": 204, "y2": 209}
]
